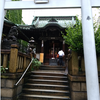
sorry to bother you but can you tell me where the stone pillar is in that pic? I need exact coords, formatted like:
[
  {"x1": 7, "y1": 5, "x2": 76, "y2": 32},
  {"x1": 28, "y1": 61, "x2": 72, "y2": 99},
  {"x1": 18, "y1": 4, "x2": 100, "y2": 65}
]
[
  {"x1": 23, "y1": 56, "x2": 26, "y2": 71},
  {"x1": 9, "y1": 44, "x2": 18, "y2": 73},
  {"x1": 72, "y1": 51, "x2": 78, "y2": 75},
  {"x1": 81, "y1": 56, "x2": 85, "y2": 72},
  {"x1": 1, "y1": 73, "x2": 24, "y2": 100},
  {"x1": 97, "y1": 56, "x2": 100, "y2": 75},
  {"x1": 3, "y1": 54, "x2": 8, "y2": 68},
  {"x1": 81, "y1": 0, "x2": 99, "y2": 100}
]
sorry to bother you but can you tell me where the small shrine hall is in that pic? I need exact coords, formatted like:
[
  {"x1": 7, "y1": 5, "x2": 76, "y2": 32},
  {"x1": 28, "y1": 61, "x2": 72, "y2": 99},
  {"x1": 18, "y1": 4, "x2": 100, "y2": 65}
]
[{"x1": 3, "y1": 16, "x2": 76, "y2": 65}]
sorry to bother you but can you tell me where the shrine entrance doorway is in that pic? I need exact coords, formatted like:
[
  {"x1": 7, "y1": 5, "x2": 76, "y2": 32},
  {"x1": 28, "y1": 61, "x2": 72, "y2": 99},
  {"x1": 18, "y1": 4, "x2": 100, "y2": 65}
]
[{"x1": 44, "y1": 40, "x2": 63, "y2": 65}]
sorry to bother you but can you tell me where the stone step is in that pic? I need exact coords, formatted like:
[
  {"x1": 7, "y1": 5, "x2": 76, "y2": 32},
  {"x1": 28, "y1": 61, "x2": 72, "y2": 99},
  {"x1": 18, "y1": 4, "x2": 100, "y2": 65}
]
[
  {"x1": 28, "y1": 79, "x2": 68, "y2": 85},
  {"x1": 18, "y1": 65, "x2": 70, "y2": 100},
  {"x1": 31, "y1": 71, "x2": 66, "y2": 76},
  {"x1": 41, "y1": 65, "x2": 66, "y2": 68},
  {"x1": 24, "y1": 83, "x2": 69, "y2": 90},
  {"x1": 19, "y1": 94, "x2": 70, "y2": 100},
  {"x1": 23, "y1": 88, "x2": 70, "y2": 96},
  {"x1": 30, "y1": 75, "x2": 67, "y2": 80},
  {"x1": 39, "y1": 67, "x2": 65, "y2": 71}
]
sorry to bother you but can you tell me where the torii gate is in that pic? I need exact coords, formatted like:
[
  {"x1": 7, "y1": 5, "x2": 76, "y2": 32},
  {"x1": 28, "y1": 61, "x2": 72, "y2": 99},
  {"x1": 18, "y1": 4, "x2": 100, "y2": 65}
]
[{"x1": 0, "y1": 0, "x2": 100, "y2": 100}]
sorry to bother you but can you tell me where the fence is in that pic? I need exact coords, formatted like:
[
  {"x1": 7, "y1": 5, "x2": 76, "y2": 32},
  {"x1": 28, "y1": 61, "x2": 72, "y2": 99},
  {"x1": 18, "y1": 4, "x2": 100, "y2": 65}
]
[
  {"x1": 68, "y1": 51, "x2": 85, "y2": 76},
  {"x1": 68, "y1": 51, "x2": 100, "y2": 76},
  {"x1": 1, "y1": 44, "x2": 31, "y2": 73}
]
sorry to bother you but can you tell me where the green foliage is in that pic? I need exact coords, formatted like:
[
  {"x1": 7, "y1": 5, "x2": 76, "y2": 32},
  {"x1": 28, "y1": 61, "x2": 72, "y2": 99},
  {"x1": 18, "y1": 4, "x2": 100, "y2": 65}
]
[
  {"x1": 0, "y1": 66, "x2": 8, "y2": 73},
  {"x1": 95, "y1": 25, "x2": 100, "y2": 55},
  {"x1": 62, "y1": 15, "x2": 100, "y2": 55},
  {"x1": 62, "y1": 16, "x2": 83, "y2": 54},
  {"x1": 5, "y1": 0, "x2": 23, "y2": 24},
  {"x1": 18, "y1": 39, "x2": 28, "y2": 53},
  {"x1": 18, "y1": 39, "x2": 28, "y2": 47},
  {"x1": 32, "y1": 58, "x2": 41, "y2": 70}
]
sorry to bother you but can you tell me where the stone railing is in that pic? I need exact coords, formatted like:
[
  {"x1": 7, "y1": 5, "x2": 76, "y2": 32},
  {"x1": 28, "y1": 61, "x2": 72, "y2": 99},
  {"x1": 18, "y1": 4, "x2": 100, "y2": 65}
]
[
  {"x1": 67, "y1": 51, "x2": 100, "y2": 100},
  {"x1": 97, "y1": 55, "x2": 100, "y2": 76},
  {"x1": 68, "y1": 51, "x2": 85, "y2": 76},
  {"x1": 68, "y1": 51, "x2": 100, "y2": 76},
  {"x1": 1, "y1": 44, "x2": 31, "y2": 73},
  {"x1": 1, "y1": 44, "x2": 32, "y2": 100},
  {"x1": 68, "y1": 51, "x2": 86, "y2": 100},
  {"x1": 1, "y1": 49, "x2": 10, "y2": 69}
]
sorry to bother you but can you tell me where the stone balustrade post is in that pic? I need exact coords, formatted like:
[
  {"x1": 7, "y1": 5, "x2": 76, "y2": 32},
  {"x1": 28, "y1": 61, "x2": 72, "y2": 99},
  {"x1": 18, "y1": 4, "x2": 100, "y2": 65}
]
[
  {"x1": 72, "y1": 51, "x2": 78, "y2": 75},
  {"x1": 30, "y1": 53, "x2": 33, "y2": 71},
  {"x1": 97, "y1": 56, "x2": 100, "y2": 74},
  {"x1": 3, "y1": 54, "x2": 8, "y2": 68},
  {"x1": 81, "y1": 56, "x2": 85, "y2": 72},
  {"x1": 23, "y1": 56, "x2": 26, "y2": 71},
  {"x1": 9, "y1": 44, "x2": 18, "y2": 73}
]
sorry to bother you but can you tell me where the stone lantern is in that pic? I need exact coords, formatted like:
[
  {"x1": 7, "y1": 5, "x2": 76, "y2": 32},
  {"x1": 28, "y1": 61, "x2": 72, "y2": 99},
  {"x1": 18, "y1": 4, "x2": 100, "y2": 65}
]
[{"x1": 29, "y1": 37, "x2": 35, "y2": 50}]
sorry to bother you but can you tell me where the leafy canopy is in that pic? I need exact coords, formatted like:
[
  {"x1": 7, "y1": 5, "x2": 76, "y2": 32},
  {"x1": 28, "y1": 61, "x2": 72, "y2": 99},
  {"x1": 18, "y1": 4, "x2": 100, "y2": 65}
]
[
  {"x1": 95, "y1": 25, "x2": 100, "y2": 54},
  {"x1": 62, "y1": 16, "x2": 83, "y2": 54},
  {"x1": 62, "y1": 16, "x2": 100, "y2": 55},
  {"x1": 5, "y1": 0, "x2": 25, "y2": 24}
]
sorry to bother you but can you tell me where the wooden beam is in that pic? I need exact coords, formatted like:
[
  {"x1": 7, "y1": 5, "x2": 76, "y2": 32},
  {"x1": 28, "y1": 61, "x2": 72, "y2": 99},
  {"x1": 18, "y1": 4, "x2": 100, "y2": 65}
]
[{"x1": 4, "y1": 0, "x2": 100, "y2": 10}]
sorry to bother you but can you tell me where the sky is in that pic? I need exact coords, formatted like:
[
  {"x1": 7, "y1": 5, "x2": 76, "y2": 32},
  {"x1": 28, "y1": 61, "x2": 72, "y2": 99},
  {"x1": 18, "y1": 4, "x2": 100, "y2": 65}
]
[
  {"x1": 22, "y1": 0, "x2": 100, "y2": 25},
  {"x1": 22, "y1": 9, "x2": 82, "y2": 25}
]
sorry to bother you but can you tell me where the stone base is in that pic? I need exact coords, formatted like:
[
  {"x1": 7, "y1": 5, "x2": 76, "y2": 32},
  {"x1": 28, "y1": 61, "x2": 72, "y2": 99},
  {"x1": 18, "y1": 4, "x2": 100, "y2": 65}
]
[
  {"x1": 49, "y1": 58, "x2": 57, "y2": 66},
  {"x1": 1, "y1": 73, "x2": 24, "y2": 100},
  {"x1": 68, "y1": 74, "x2": 87, "y2": 100}
]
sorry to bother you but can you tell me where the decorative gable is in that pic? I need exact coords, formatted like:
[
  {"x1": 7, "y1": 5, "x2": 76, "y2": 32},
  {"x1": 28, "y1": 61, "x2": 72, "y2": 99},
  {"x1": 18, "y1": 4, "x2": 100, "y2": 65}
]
[{"x1": 48, "y1": 18, "x2": 58, "y2": 22}]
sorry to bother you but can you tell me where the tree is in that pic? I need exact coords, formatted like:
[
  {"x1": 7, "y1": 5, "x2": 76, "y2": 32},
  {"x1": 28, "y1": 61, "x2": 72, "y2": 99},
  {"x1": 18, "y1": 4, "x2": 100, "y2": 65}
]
[
  {"x1": 95, "y1": 25, "x2": 100, "y2": 55},
  {"x1": 62, "y1": 16, "x2": 83, "y2": 54},
  {"x1": 62, "y1": 15, "x2": 100, "y2": 55},
  {"x1": 5, "y1": 0, "x2": 24, "y2": 24}
]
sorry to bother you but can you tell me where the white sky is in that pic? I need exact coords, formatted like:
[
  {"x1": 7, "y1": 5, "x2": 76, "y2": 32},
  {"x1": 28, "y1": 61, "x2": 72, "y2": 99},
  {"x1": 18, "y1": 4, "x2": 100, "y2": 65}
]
[
  {"x1": 22, "y1": 9, "x2": 81, "y2": 25},
  {"x1": 22, "y1": 0, "x2": 100, "y2": 25}
]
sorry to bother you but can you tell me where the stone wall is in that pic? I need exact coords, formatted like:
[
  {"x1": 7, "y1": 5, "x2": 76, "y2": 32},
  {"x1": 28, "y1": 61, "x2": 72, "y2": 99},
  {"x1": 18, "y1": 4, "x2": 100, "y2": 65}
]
[
  {"x1": 1, "y1": 73, "x2": 24, "y2": 100},
  {"x1": 68, "y1": 74, "x2": 87, "y2": 100}
]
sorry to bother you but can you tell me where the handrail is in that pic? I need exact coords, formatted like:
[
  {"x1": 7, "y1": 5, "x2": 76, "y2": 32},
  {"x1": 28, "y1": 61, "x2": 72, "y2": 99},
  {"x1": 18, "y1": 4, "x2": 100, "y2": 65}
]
[{"x1": 15, "y1": 58, "x2": 34, "y2": 86}]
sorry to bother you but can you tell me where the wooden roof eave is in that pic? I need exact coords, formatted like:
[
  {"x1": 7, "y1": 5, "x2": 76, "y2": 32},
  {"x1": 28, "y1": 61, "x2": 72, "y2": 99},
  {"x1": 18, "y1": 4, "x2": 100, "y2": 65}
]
[{"x1": 3, "y1": 19, "x2": 29, "y2": 42}]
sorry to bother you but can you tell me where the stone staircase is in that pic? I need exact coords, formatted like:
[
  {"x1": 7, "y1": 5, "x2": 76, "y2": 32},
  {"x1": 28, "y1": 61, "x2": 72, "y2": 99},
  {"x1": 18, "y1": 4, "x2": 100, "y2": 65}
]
[{"x1": 18, "y1": 65, "x2": 71, "y2": 100}]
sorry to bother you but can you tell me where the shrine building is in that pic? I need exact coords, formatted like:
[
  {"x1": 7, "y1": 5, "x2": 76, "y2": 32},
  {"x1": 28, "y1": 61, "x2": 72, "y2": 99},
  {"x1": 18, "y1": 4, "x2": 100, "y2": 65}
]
[{"x1": 2, "y1": 16, "x2": 76, "y2": 65}]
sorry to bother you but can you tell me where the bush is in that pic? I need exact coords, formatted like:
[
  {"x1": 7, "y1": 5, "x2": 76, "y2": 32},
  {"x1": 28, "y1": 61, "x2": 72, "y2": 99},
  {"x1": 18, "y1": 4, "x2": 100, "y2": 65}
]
[
  {"x1": 62, "y1": 16, "x2": 100, "y2": 55},
  {"x1": 0, "y1": 66, "x2": 8, "y2": 73},
  {"x1": 95, "y1": 25, "x2": 100, "y2": 55},
  {"x1": 62, "y1": 16, "x2": 83, "y2": 54},
  {"x1": 31, "y1": 58, "x2": 41, "y2": 70}
]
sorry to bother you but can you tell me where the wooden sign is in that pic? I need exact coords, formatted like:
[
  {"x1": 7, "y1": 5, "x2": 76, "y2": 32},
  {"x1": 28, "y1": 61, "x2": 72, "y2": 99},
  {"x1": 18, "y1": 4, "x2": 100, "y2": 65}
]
[{"x1": 39, "y1": 53, "x2": 44, "y2": 63}]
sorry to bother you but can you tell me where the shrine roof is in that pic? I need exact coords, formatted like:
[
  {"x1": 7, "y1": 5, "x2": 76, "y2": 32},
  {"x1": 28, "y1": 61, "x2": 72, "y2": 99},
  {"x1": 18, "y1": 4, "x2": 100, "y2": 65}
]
[
  {"x1": 3, "y1": 16, "x2": 76, "y2": 41},
  {"x1": 18, "y1": 16, "x2": 76, "y2": 30}
]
